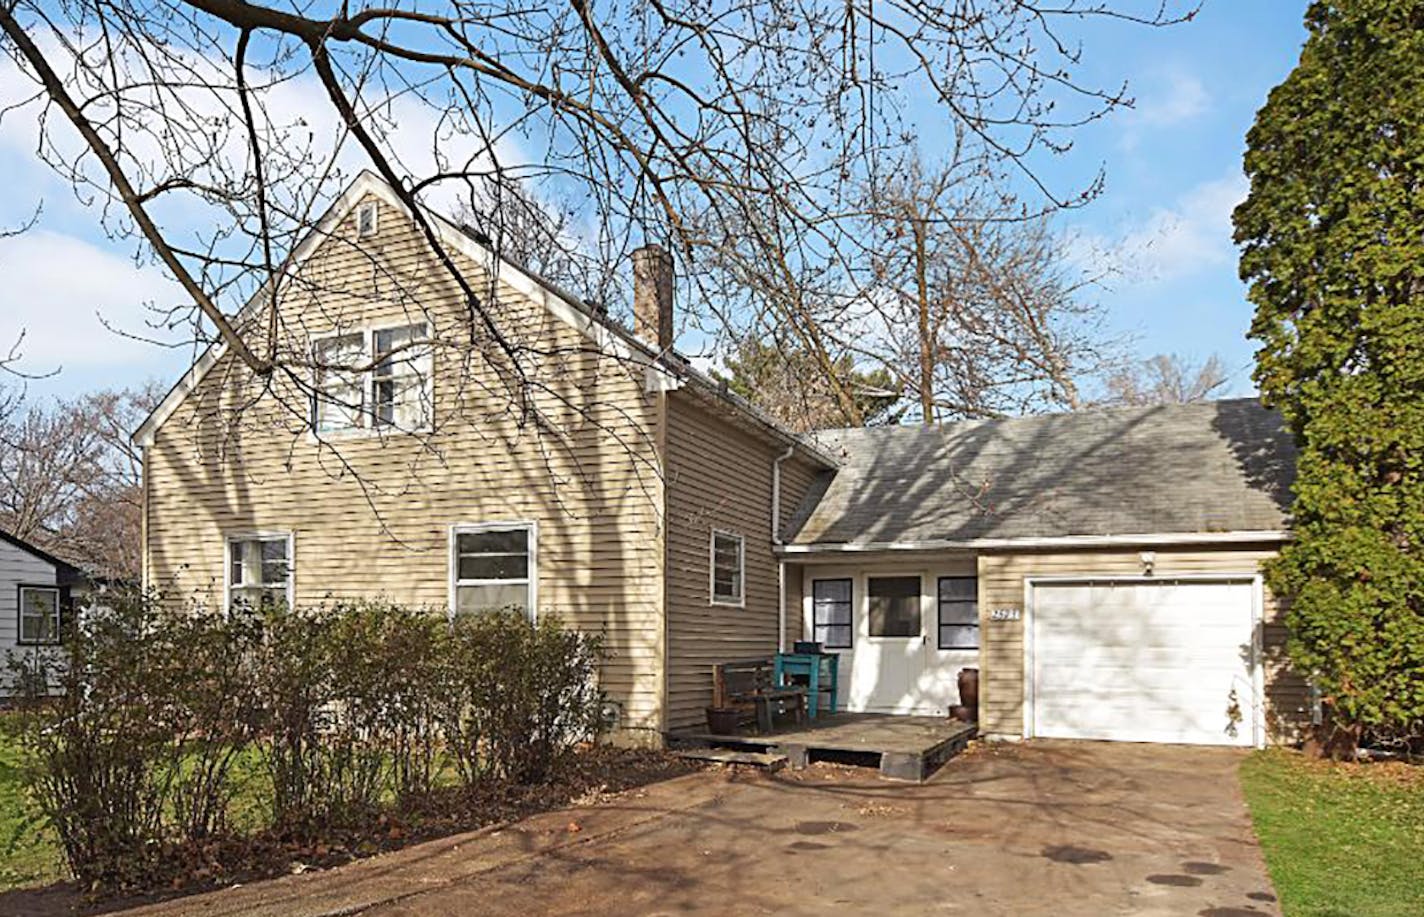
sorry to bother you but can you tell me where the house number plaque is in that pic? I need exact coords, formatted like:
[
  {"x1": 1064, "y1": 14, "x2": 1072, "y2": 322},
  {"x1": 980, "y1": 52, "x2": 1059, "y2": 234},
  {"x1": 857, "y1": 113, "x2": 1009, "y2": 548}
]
[{"x1": 989, "y1": 607, "x2": 1021, "y2": 622}]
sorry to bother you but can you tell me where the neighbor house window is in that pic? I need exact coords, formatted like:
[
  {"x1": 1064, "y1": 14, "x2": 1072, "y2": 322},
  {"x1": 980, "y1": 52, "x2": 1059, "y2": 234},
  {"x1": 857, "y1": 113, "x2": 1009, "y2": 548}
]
[
  {"x1": 811, "y1": 578, "x2": 852, "y2": 649},
  {"x1": 311, "y1": 323, "x2": 431, "y2": 433},
  {"x1": 452, "y1": 523, "x2": 535, "y2": 617},
  {"x1": 867, "y1": 576, "x2": 920, "y2": 638},
  {"x1": 937, "y1": 576, "x2": 979, "y2": 650},
  {"x1": 17, "y1": 586, "x2": 61, "y2": 645},
  {"x1": 710, "y1": 530, "x2": 744, "y2": 606},
  {"x1": 226, "y1": 534, "x2": 293, "y2": 611}
]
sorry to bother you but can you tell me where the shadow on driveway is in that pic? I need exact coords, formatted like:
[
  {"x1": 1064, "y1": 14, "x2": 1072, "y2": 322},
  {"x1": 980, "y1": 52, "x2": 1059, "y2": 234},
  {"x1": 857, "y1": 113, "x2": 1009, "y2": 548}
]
[{"x1": 117, "y1": 741, "x2": 1280, "y2": 917}]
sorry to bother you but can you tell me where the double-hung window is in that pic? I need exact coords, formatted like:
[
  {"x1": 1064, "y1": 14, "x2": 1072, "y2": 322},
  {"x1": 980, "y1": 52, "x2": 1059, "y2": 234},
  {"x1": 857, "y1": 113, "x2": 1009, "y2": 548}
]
[
  {"x1": 17, "y1": 586, "x2": 61, "y2": 645},
  {"x1": 312, "y1": 322, "x2": 431, "y2": 433},
  {"x1": 314, "y1": 332, "x2": 366, "y2": 432},
  {"x1": 710, "y1": 530, "x2": 744, "y2": 606},
  {"x1": 452, "y1": 523, "x2": 536, "y2": 617},
  {"x1": 937, "y1": 576, "x2": 979, "y2": 649},
  {"x1": 226, "y1": 534, "x2": 293, "y2": 611},
  {"x1": 811, "y1": 578, "x2": 852, "y2": 649}
]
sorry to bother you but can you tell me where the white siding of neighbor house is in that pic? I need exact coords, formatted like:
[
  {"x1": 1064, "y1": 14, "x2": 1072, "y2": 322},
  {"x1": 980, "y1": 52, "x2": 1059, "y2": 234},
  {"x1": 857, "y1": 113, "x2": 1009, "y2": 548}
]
[{"x1": 0, "y1": 538, "x2": 60, "y2": 684}]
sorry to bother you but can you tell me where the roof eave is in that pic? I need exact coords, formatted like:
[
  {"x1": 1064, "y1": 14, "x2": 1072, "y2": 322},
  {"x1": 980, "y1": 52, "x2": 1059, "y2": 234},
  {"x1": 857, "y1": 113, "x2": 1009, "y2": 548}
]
[{"x1": 777, "y1": 529, "x2": 1293, "y2": 555}]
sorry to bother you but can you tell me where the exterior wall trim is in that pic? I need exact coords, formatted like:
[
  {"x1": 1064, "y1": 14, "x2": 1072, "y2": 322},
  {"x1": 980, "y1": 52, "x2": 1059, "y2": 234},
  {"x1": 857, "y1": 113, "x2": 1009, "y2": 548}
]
[
  {"x1": 781, "y1": 530, "x2": 1291, "y2": 555},
  {"x1": 1020, "y1": 572, "x2": 1267, "y2": 749}
]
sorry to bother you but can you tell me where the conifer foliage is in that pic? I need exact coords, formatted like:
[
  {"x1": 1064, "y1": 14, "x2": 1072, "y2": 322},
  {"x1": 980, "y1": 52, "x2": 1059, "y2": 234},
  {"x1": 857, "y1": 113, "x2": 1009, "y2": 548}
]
[{"x1": 1234, "y1": 1, "x2": 1424, "y2": 752}]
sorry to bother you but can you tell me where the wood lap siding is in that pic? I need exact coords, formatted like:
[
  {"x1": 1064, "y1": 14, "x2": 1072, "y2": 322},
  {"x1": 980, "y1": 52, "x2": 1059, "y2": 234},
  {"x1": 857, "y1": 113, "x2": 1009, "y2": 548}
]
[
  {"x1": 0, "y1": 540, "x2": 59, "y2": 691},
  {"x1": 976, "y1": 545, "x2": 1310, "y2": 745},
  {"x1": 144, "y1": 195, "x2": 667, "y2": 736},
  {"x1": 662, "y1": 395, "x2": 823, "y2": 731}
]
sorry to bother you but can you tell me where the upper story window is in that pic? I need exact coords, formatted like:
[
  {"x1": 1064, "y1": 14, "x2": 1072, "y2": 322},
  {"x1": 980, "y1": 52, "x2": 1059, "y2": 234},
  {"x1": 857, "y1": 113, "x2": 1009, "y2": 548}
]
[
  {"x1": 313, "y1": 323, "x2": 431, "y2": 434},
  {"x1": 356, "y1": 201, "x2": 379, "y2": 239},
  {"x1": 18, "y1": 586, "x2": 62, "y2": 645},
  {"x1": 226, "y1": 533, "x2": 293, "y2": 611},
  {"x1": 451, "y1": 523, "x2": 536, "y2": 618},
  {"x1": 710, "y1": 530, "x2": 745, "y2": 606}
]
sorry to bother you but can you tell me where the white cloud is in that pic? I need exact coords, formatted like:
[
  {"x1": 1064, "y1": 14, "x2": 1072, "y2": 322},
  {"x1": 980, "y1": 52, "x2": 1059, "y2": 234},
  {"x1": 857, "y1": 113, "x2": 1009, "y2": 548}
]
[
  {"x1": 1119, "y1": 173, "x2": 1248, "y2": 282},
  {"x1": 1116, "y1": 68, "x2": 1211, "y2": 154},
  {"x1": 1132, "y1": 70, "x2": 1209, "y2": 127},
  {"x1": 1071, "y1": 172, "x2": 1248, "y2": 286},
  {"x1": 0, "y1": 230, "x2": 184, "y2": 374}
]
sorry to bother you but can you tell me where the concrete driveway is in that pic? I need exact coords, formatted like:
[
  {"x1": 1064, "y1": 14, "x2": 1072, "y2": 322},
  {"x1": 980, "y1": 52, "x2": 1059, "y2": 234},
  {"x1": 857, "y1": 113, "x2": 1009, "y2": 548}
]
[{"x1": 127, "y1": 741, "x2": 1279, "y2": 917}]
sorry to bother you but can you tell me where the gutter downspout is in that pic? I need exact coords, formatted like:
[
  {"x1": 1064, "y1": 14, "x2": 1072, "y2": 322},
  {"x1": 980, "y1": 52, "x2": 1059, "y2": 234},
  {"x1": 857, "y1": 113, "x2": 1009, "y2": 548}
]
[{"x1": 772, "y1": 445, "x2": 795, "y2": 652}]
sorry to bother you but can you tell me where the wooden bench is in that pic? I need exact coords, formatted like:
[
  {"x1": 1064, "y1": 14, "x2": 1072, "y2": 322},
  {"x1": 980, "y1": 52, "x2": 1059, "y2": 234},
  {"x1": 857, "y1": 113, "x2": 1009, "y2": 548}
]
[{"x1": 712, "y1": 658, "x2": 807, "y2": 734}]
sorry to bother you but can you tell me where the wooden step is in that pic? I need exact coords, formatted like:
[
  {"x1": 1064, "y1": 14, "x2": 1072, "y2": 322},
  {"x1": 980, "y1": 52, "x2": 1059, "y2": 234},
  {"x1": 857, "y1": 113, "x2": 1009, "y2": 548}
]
[{"x1": 673, "y1": 747, "x2": 788, "y2": 770}]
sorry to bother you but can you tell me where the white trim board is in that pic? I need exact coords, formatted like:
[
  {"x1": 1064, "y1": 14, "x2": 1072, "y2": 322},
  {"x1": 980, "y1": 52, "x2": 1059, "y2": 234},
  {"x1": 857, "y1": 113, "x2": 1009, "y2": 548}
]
[
  {"x1": 779, "y1": 530, "x2": 1291, "y2": 555},
  {"x1": 133, "y1": 171, "x2": 673, "y2": 449},
  {"x1": 447, "y1": 520, "x2": 539, "y2": 620}
]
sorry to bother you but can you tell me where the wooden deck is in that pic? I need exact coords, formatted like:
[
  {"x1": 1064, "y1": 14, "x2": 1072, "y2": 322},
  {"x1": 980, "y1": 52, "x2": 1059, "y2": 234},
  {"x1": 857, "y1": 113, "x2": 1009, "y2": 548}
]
[{"x1": 669, "y1": 712, "x2": 976, "y2": 782}]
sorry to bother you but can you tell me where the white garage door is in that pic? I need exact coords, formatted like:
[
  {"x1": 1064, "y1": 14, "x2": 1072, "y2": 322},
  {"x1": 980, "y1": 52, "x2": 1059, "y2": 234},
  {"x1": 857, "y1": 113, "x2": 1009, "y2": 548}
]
[{"x1": 1030, "y1": 579, "x2": 1258, "y2": 746}]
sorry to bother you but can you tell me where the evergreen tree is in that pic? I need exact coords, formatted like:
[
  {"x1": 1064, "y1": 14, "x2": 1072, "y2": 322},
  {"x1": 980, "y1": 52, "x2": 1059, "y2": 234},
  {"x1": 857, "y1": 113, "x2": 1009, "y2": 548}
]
[{"x1": 1234, "y1": 1, "x2": 1424, "y2": 752}]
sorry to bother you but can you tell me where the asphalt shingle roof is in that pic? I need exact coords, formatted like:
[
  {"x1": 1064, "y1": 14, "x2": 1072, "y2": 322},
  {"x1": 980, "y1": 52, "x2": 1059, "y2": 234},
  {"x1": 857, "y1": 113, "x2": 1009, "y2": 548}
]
[{"x1": 789, "y1": 398, "x2": 1296, "y2": 546}]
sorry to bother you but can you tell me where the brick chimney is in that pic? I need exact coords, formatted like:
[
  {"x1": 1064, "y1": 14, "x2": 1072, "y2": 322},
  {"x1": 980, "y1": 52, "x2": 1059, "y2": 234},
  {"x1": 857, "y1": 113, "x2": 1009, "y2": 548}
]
[{"x1": 632, "y1": 244, "x2": 674, "y2": 353}]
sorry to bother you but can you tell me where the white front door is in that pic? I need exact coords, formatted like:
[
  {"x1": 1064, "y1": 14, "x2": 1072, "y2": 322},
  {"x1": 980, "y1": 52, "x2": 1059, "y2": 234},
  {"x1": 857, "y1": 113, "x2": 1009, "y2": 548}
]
[
  {"x1": 807, "y1": 567, "x2": 979, "y2": 717},
  {"x1": 1029, "y1": 579, "x2": 1259, "y2": 746},
  {"x1": 850, "y1": 574, "x2": 928, "y2": 713}
]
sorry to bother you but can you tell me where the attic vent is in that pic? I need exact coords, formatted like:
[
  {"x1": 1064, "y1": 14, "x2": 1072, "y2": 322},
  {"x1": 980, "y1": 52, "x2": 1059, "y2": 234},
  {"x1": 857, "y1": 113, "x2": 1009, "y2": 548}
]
[{"x1": 356, "y1": 201, "x2": 379, "y2": 239}]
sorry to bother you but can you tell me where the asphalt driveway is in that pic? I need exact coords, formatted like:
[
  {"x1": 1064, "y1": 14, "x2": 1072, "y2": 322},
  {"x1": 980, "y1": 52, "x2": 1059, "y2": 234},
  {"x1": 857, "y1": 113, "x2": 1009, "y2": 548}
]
[{"x1": 126, "y1": 741, "x2": 1279, "y2": 917}]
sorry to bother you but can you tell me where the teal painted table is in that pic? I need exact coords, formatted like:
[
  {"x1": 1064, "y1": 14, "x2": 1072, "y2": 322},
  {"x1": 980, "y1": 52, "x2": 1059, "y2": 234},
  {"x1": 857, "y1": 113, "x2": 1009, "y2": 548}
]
[{"x1": 774, "y1": 652, "x2": 839, "y2": 719}]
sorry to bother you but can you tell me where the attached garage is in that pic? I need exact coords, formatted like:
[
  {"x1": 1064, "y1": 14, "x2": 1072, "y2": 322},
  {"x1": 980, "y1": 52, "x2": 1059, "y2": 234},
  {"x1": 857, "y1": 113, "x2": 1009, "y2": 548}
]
[
  {"x1": 1026, "y1": 577, "x2": 1261, "y2": 747},
  {"x1": 783, "y1": 400, "x2": 1312, "y2": 747}
]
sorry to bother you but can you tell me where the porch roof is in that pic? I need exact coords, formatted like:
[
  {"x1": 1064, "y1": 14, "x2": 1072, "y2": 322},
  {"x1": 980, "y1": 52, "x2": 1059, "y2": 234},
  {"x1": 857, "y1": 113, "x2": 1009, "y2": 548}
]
[{"x1": 786, "y1": 398, "x2": 1296, "y2": 549}]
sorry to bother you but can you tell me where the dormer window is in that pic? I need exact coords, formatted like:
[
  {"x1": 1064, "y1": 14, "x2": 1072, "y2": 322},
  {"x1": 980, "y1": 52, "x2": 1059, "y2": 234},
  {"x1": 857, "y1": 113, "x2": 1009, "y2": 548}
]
[
  {"x1": 313, "y1": 322, "x2": 431, "y2": 434},
  {"x1": 356, "y1": 201, "x2": 378, "y2": 239}
]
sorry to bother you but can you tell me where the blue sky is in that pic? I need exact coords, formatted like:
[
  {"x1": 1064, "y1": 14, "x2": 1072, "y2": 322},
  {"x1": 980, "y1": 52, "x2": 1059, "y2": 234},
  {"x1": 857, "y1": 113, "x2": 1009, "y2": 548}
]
[{"x1": 0, "y1": 2, "x2": 1310, "y2": 404}]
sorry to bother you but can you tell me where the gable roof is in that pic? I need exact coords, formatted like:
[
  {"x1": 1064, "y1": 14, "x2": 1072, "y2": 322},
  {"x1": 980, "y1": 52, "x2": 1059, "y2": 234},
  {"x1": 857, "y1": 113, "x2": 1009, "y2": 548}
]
[
  {"x1": 131, "y1": 172, "x2": 836, "y2": 468},
  {"x1": 786, "y1": 398, "x2": 1296, "y2": 550},
  {"x1": 0, "y1": 527, "x2": 85, "y2": 584}
]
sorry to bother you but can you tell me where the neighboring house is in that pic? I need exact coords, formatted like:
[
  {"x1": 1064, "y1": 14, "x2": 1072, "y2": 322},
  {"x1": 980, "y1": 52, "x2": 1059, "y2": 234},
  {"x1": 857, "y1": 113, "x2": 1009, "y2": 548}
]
[
  {"x1": 135, "y1": 172, "x2": 1307, "y2": 748},
  {"x1": 1, "y1": 528, "x2": 83, "y2": 687}
]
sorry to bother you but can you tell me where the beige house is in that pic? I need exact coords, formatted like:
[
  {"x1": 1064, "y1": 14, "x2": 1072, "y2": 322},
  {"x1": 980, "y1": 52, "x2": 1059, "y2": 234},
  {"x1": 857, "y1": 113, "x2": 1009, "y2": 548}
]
[{"x1": 137, "y1": 173, "x2": 1308, "y2": 747}]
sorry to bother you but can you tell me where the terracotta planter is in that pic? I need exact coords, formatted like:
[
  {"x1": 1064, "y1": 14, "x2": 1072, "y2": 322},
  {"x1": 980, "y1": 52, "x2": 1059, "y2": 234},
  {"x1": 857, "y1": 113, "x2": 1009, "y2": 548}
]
[{"x1": 956, "y1": 669, "x2": 979, "y2": 711}]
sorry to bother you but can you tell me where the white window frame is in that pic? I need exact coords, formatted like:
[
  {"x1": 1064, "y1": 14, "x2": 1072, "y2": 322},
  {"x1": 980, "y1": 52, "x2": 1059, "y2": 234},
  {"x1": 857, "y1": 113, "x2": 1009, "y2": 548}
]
[
  {"x1": 17, "y1": 585, "x2": 62, "y2": 646},
  {"x1": 709, "y1": 529, "x2": 745, "y2": 607},
  {"x1": 936, "y1": 575, "x2": 980, "y2": 650},
  {"x1": 310, "y1": 320, "x2": 433, "y2": 436},
  {"x1": 448, "y1": 521, "x2": 539, "y2": 620},
  {"x1": 810, "y1": 577, "x2": 853, "y2": 649},
  {"x1": 356, "y1": 201, "x2": 379, "y2": 239},
  {"x1": 223, "y1": 531, "x2": 295, "y2": 611}
]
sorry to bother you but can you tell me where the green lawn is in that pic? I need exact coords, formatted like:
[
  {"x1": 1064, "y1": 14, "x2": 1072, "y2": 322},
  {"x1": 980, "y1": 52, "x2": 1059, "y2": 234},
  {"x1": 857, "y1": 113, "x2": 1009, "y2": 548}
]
[
  {"x1": 1241, "y1": 749, "x2": 1424, "y2": 917},
  {"x1": 0, "y1": 731, "x2": 61, "y2": 891}
]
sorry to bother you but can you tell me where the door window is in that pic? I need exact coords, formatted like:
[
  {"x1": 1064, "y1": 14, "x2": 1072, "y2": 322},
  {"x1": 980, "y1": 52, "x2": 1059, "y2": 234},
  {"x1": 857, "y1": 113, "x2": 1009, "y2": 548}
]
[{"x1": 867, "y1": 576, "x2": 921, "y2": 637}]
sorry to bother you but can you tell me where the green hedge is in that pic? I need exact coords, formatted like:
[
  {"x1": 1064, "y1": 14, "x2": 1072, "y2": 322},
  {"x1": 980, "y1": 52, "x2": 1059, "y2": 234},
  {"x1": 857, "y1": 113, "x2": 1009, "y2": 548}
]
[{"x1": 4, "y1": 593, "x2": 604, "y2": 890}]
